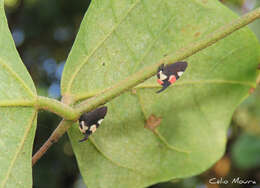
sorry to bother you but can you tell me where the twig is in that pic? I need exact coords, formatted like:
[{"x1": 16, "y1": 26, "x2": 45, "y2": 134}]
[
  {"x1": 32, "y1": 120, "x2": 73, "y2": 165},
  {"x1": 32, "y1": 7, "x2": 260, "y2": 165}
]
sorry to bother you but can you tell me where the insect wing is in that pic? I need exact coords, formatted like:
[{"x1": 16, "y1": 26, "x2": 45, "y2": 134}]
[
  {"x1": 164, "y1": 61, "x2": 187, "y2": 79},
  {"x1": 79, "y1": 106, "x2": 107, "y2": 126},
  {"x1": 78, "y1": 106, "x2": 107, "y2": 142}
]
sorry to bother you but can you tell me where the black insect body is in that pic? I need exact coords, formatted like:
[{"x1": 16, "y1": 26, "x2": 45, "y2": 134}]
[
  {"x1": 157, "y1": 61, "x2": 188, "y2": 93},
  {"x1": 78, "y1": 106, "x2": 107, "y2": 142}
]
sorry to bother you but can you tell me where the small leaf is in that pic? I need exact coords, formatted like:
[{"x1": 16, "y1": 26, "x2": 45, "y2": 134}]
[
  {"x1": 0, "y1": 1, "x2": 37, "y2": 187},
  {"x1": 62, "y1": 0, "x2": 260, "y2": 187},
  {"x1": 231, "y1": 133, "x2": 260, "y2": 169}
]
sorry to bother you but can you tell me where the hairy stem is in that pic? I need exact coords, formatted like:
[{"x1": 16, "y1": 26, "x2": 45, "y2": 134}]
[
  {"x1": 32, "y1": 7, "x2": 260, "y2": 165},
  {"x1": 36, "y1": 96, "x2": 80, "y2": 120}
]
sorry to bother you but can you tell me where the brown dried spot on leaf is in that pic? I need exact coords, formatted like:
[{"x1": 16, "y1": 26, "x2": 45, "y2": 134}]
[
  {"x1": 249, "y1": 87, "x2": 255, "y2": 94},
  {"x1": 194, "y1": 32, "x2": 200, "y2": 38},
  {"x1": 131, "y1": 88, "x2": 137, "y2": 94},
  {"x1": 144, "y1": 114, "x2": 162, "y2": 132}
]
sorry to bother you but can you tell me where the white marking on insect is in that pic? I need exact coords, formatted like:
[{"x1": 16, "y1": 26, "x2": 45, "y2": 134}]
[
  {"x1": 159, "y1": 71, "x2": 167, "y2": 80},
  {"x1": 177, "y1": 71, "x2": 183, "y2": 77},
  {"x1": 90, "y1": 125, "x2": 97, "y2": 133},
  {"x1": 81, "y1": 121, "x2": 85, "y2": 127},
  {"x1": 79, "y1": 121, "x2": 88, "y2": 133},
  {"x1": 98, "y1": 119, "x2": 103, "y2": 125}
]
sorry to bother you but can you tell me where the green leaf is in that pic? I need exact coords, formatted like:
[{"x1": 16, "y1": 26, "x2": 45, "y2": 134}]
[
  {"x1": 61, "y1": 0, "x2": 260, "y2": 187},
  {"x1": 0, "y1": 1, "x2": 37, "y2": 187},
  {"x1": 231, "y1": 133, "x2": 260, "y2": 169}
]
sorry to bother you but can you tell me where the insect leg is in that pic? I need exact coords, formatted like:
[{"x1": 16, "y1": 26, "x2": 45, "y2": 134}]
[
  {"x1": 79, "y1": 134, "x2": 89, "y2": 142},
  {"x1": 156, "y1": 81, "x2": 171, "y2": 93}
]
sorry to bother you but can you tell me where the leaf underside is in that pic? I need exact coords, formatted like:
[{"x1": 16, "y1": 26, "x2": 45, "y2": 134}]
[
  {"x1": 61, "y1": 0, "x2": 260, "y2": 187},
  {"x1": 0, "y1": 1, "x2": 37, "y2": 187}
]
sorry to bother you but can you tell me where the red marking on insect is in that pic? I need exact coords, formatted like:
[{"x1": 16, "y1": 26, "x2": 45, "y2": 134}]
[
  {"x1": 169, "y1": 75, "x2": 176, "y2": 84},
  {"x1": 157, "y1": 79, "x2": 163, "y2": 85},
  {"x1": 156, "y1": 62, "x2": 188, "y2": 93}
]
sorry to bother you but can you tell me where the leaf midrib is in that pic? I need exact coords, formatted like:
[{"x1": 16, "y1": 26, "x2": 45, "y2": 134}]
[{"x1": 73, "y1": 79, "x2": 254, "y2": 102}]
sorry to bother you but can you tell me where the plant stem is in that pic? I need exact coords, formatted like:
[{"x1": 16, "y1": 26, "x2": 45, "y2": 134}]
[
  {"x1": 32, "y1": 120, "x2": 73, "y2": 165},
  {"x1": 32, "y1": 7, "x2": 260, "y2": 165},
  {"x1": 36, "y1": 96, "x2": 80, "y2": 120}
]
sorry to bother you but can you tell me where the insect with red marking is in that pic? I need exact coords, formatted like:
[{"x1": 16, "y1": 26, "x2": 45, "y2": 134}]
[
  {"x1": 78, "y1": 106, "x2": 107, "y2": 142},
  {"x1": 157, "y1": 62, "x2": 188, "y2": 93}
]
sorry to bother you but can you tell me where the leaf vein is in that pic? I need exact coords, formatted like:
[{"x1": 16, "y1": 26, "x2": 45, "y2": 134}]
[
  {"x1": 0, "y1": 58, "x2": 35, "y2": 98},
  {"x1": 131, "y1": 0, "x2": 175, "y2": 73},
  {"x1": 0, "y1": 100, "x2": 35, "y2": 107},
  {"x1": 65, "y1": 0, "x2": 142, "y2": 94},
  {"x1": 1, "y1": 111, "x2": 37, "y2": 188},
  {"x1": 135, "y1": 93, "x2": 190, "y2": 154},
  {"x1": 89, "y1": 137, "x2": 146, "y2": 175}
]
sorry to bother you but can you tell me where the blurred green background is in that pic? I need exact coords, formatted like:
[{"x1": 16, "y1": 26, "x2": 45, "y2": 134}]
[{"x1": 4, "y1": 0, "x2": 260, "y2": 187}]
